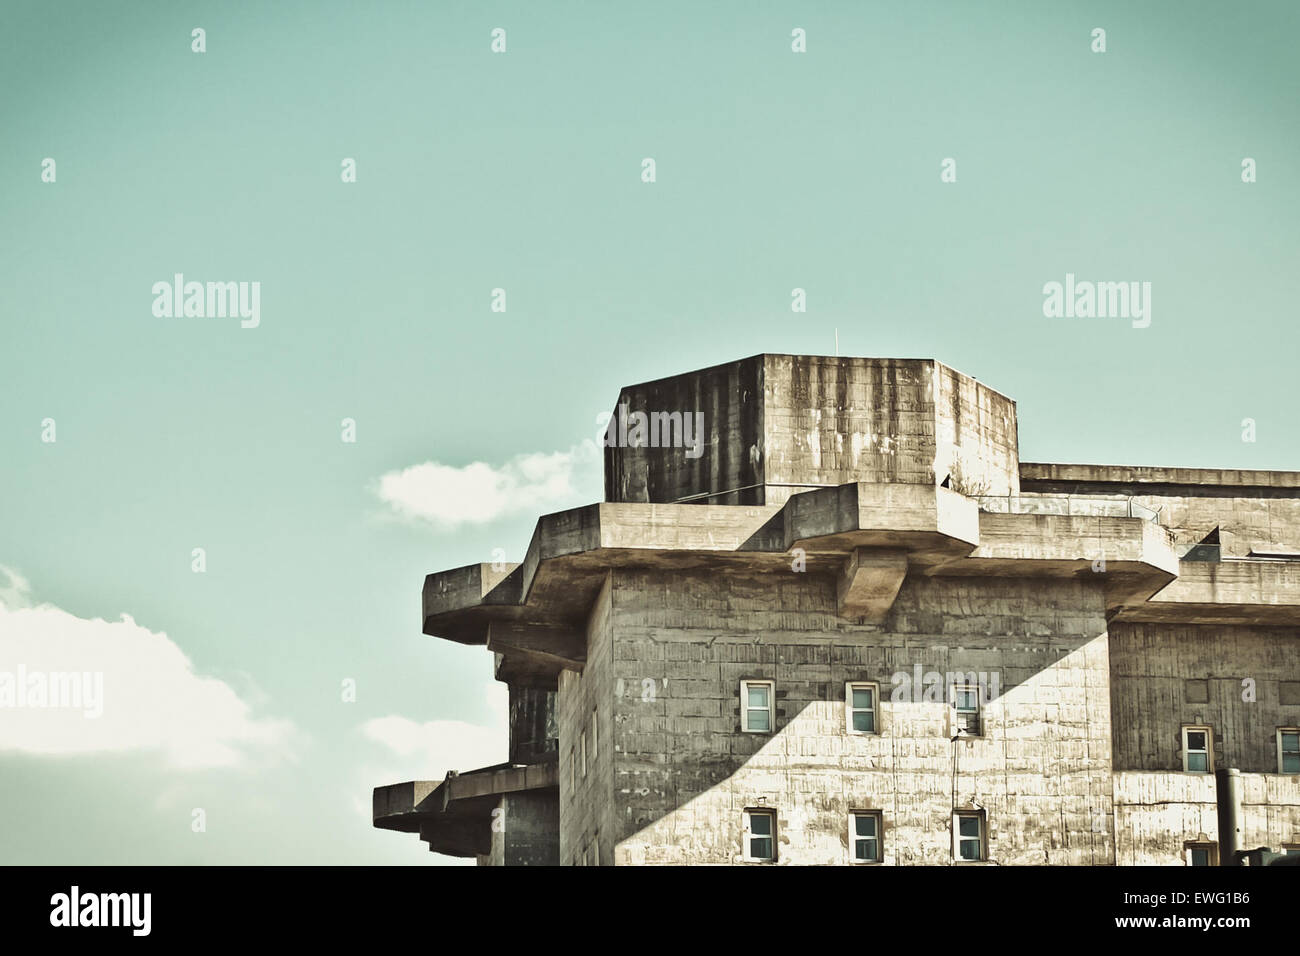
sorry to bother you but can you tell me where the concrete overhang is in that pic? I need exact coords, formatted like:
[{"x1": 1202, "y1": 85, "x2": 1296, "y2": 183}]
[
  {"x1": 1112, "y1": 559, "x2": 1300, "y2": 626},
  {"x1": 420, "y1": 482, "x2": 1186, "y2": 665},
  {"x1": 948, "y1": 512, "x2": 1180, "y2": 617},
  {"x1": 782, "y1": 482, "x2": 980, "y2": 566},
  {"x1": 373, "y1": 762, "x2": 559, "y2": 858}
]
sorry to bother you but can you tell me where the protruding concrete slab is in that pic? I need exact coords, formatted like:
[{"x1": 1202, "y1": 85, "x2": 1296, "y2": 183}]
[
  {"x1": 783, "y1": 482, "x2": 980, "y2": 567},
  {"x1": 486, "y1": 622, "x2": 586, "y2": 678},
  {"x1": 836, "y1": 548, "x2": 908, "y2": 621},
  {"x1": 1114, "y1": 559, "x2": 1300, "y2": 625},
  {"x1": 374, "y1": 762, "x2": 560, "y2": 858}
]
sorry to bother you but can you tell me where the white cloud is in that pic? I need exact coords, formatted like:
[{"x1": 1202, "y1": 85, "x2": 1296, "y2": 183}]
[
  {"x1": 374, "y1": 441, "x2": 601, "y2": 528},
  {"x1": 0, "y1": 566, "x2": 32, "y2": 610},
  {"x1": 0, "y1": 572, "x2": 297, "y2": 770},
  {"x1": 361, "y1": 680, "x2": 508, "y2": 782}
]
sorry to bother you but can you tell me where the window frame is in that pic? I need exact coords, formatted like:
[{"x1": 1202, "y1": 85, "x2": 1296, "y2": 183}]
[
  {"x1": 849, "y1": 810, "x2": 883, "y2": 863},
  {"x1": 1278, "y1": 727, "x2": 1300, "y2": 774},
  {"x1": 846, "y1": 681, "x2": 879, "y2": 735},
  {"x1": 740, "y1": 680, "x2": 775, "y2": 734},
  {"x1": 953, "y1": 810, "x2": 986, "y2": 862},
  {"x1": 742, "y1": 808, "x2": 777, "y2": 862},
  {"x1": 1182, "y1": 725, "x2": 1214, "y2": 774},
  {"x1": 952, "y1": 683, "x2": 982, "y2": 737},
  {"x1": 1185, "y1": 842, "x2": 1218, "y2": 866}
]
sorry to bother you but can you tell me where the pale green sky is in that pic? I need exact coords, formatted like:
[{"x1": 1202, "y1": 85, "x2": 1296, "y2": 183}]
[{"x1": 1, "y1": 1, "x2": 1297, "y2": 863}]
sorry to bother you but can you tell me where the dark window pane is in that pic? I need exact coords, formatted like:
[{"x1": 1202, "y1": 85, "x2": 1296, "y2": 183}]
[{"x1": 853, "y1": 711, "x2": 875, "y2": 733}]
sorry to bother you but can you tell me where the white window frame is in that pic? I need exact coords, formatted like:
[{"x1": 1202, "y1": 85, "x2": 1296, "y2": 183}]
[
  {"x1": 1182, "y1": 725, "x2": 1213, "y2": 774},
  {"x1": 1278, "y1": 727, "x2": 1300, "y2": 774},
  {"x1": 954, "y1": 810, "x2": 985, "y2": 862},
  {"x1": 952, "y1": 684, "x2": 982, "y2": 737},
  {"x1": 846, "y1": 682, "x2": 879, "y2": 735},
  {"x1": 740, "y1": 680, "x2": 775, "y2": 734},
  {"x1": 849, "y1": 810, "x2": 882, "y2": 863},
  {"x1": 743, "y1": 808, "x2": 777, "y2": 862}
]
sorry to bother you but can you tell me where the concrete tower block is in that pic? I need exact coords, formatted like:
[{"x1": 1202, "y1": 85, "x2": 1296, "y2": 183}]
[{"x1": 604, "y1": 355, "x2": 1020, "y2": 506}]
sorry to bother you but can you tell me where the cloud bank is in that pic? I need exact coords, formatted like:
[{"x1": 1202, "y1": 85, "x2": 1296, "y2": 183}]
[
  {"x1": 374, "y1": 441, "x2": 601, "y2": 528},
  {"x1": 0, "y1": 567, "x2": 297, "y2": 770}
]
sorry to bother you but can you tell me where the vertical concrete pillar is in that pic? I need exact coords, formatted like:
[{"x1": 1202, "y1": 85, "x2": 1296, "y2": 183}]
[{"x1": 1214, "y1": 768, "x2": 1243, "y2": 866}]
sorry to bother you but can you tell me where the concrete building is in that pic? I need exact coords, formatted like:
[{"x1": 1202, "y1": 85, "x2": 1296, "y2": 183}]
[{"x1": 373, "y1": 354, "x2": 1300, "y2": 865}]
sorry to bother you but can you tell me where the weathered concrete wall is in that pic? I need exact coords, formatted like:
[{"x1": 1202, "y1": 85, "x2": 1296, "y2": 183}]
[
  {"x1": 1113, "y1": 772, "x2": 1219, "y2": 865},
  {"x1": 1110, "y1": 622, "x2": 1300, "y2": 773},
  {"x1": 1127, "y1": 494, "x2": 1300, "y2": 558},
  {"x1": 607, "y1": 567, "x2": 1113, "y2": 865},
  {"x1": 557, "y1": 573, "x2": 615, "y2": 865},
  {"x1": 933, "y1": 363, "x2": 1020, "y2": 498},
  {"x1": 604, "y1": 355, "x2": 1021, "y2": 507},
  {"x1": 1018, "y1": 465, "x2": 1300, "y2": 558},
  {"x1": 1112, "y1": 772, "x2": 1300, "y2": 864},
  {"x1": 508, "y1": 685, "x2": 557, "y2": 765},
  {"x1": 762, "y1": 356, "x2": 1019, "y2": 504},
  {"x1": 605, "y1": 356, "x2": 764, "y2": 505},
  {"x1": 478, "y1": 792, "x2": 561, "y2": 866},
  {"x1": 762, "y1": 356, "x2": 937, "y2": 501}
]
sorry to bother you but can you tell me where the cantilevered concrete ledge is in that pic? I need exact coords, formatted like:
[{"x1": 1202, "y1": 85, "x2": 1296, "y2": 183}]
[
  {"x1": 1113, "y1": 559, "x2": 1300, "y2": 625},
  {"x1": 422, "y1": 480, "x2": 1187, "y2": 659},
  {"x1": 373, "y1": 762, "x2": 559, "y2": 857},
  {"x1": 961, "y1": 512, "x2": 1180, "y2": 617},
  {"x1": 782, "y1": 482, "x2": 980, "y2": 567}
]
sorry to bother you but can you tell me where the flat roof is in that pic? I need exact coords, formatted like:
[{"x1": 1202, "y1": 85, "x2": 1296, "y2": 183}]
[{"x1": 1021, "y1": 462, "x2": 1300, "y2": 490}]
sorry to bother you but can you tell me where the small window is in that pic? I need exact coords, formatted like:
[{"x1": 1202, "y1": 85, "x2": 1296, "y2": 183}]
[
  {"x1": 953, "y1": 685, "x2": 981, "y2": 736},
  {"x1": 741, "y1": 680, "x2": 774, "y2": 733},
  {"x1": 846, "y1": 682, "x2": 878, "y2": 734},
  {"x1": 581, "y1": 729, "x2": 587, "y2": 777},
  {"x1": 743, "y1": 809, "x2": 776, "y2": 862},
  {"x1": 1182, "y1": 726, "x2": 1213, "y2": 773},
  {"x1": 1278, "y1": 728, "x2": 1300, "y2": 774},
  {"x1": 1186, "y1": 842, "x2": 1217, "y2": 866},
  {"x1": 955, "y1": 811, "x2": 985, "y2": 862},
  {"x1": 849, "y1": 811, "x2": 882, "y2": 863}
]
